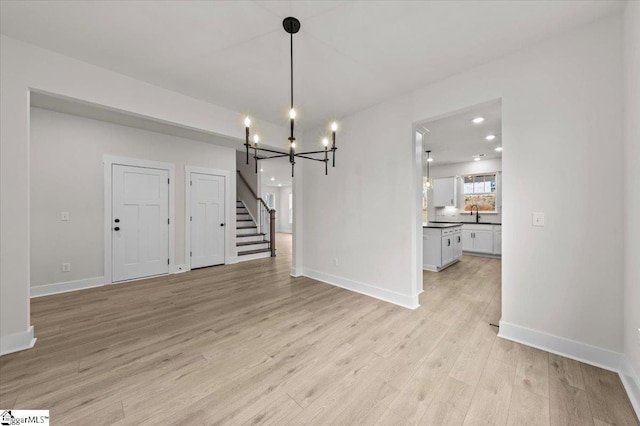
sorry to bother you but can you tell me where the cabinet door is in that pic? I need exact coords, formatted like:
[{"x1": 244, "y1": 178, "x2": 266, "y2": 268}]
[
  {"x1": 473, "y1": 230, "x2": 494, "y2": 254},
  {"x1": 454, "y1": 233, "x2": 463, "y2": 259},
  {"x1": 493, "y1": 231, "x2": 502, "y2": 255},
  {"x1": 441, "y1": 237, "x2": 453, "y2": 264},
  {"x1": 461, "y1": 230, "x2": 474, "y2": 252},
  {"x1": 433, "y1": 177, "x2": 455, "y2": 207}
]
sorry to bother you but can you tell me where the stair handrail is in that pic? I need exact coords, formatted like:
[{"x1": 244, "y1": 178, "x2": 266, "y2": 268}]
[{"x1": 236, "y1": 170, "x2": 276, "y2": 257}]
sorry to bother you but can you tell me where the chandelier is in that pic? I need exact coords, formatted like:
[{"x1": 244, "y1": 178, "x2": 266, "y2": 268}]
[{"x1": 243, "y1": 17, "x2": 338, "y2": 177}]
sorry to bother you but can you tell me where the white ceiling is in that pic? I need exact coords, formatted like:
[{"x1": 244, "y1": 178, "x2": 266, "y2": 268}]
[
  {"x1": 1, "y1": 1, "x2": 622, "y2": 132},
  {"x1": 421, "y1": 100, "x2": 501, "y2": 166}
]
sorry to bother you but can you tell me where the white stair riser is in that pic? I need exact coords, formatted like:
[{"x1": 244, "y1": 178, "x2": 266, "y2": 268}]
[
  {"x1": 237, "y1": 242, "x2": 269, "y2": 251},
  {"x1": 237, "y1": 227, "x2": 258, "y2": 235},
  {"x1": 237, "y1": 235, "x2": 266, "y2": 243},
  {"x1": 237, "y1": 251, "x2": 272, "y2": 262}
]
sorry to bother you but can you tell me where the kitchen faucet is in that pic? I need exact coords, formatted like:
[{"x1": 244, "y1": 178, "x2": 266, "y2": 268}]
[{"x1": 470, "y1": 205, "x2": 480, "y2": 223}]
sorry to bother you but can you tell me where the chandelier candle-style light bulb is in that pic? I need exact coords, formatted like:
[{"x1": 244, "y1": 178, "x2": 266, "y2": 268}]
[
  {"x1": 322, "y1": 138, "x2": 329, "y2": 147},
  {"x1": 244, "y1": 117, "x2": 251, "y2": 127},
  {"x1": 289, "y1": 109, "x2": 296, "y2": 119},
  {"x1": 253, "y1": 134, "x2": 260, "y2": 145}
]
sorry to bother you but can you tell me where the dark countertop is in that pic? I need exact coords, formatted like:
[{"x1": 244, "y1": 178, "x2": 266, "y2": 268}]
[
  {"x1": 423, "y1": 223, "x2": 463, "y2": 229},
  {"x1": 429, "y1": 221, "x2": 501, "y2": 226}
]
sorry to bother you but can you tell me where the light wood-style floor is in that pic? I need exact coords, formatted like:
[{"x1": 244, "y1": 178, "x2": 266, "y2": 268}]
[{"x1": 1, "y1": 234, "x2": 637, "y2": 425}]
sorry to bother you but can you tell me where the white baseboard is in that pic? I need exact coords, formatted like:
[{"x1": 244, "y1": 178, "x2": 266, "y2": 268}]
[
  {"x1": 226, "y1": 256, "x2": 239, "y2": 265},
  {"x1": 31, "y1": 276, "x2": 106, "y2": 298},
  {"x1": 499, "y1": 320, "x2": 640, "y2": 421},
  {"x1": 290, "y1": 267, "x2": 303, "y2": 278},
  {"x1": 1, "y1": 326, "x2": 36, "y2": 356},
  {"x1": 304, "y1": 268, "x2": 419, "y2": 310},
  {"x1": 621, "y1": 357, "x2": 640, "y2": 419}
]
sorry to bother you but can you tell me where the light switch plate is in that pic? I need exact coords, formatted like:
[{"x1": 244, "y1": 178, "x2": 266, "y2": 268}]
[
  {"x1": 61, "y1": 212, "x2": 70, "y2": 221},
  {"x1": 532, "y1": 212, "x2": 545, "y2": 227}
]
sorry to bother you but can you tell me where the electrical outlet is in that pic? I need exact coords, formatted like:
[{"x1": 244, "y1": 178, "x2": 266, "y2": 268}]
[
  {"x1": 333, "y1": 258, "x2": 339, "y2": 266},
  {"x1": 62, "y1": 263, "x2": 71, "y2": 272},
  {"x1": 61, "y1": 211, "x2": 70, "y2": 221}
]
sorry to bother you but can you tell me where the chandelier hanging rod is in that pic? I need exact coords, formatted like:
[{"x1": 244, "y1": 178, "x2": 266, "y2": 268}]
[{"x1": 242, "y1": 16, "x2": 339, "y2": 178}]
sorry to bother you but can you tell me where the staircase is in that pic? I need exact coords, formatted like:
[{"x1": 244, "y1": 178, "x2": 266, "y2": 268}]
[{"x1": 236, "y1": 200, "x2": 272, "y2": 261}]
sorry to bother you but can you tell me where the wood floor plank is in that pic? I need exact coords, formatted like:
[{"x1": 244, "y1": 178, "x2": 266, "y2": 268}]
[
  {"x1": 549, "y1": 377, "x2": 594, "y2": 426},
  {"x1": 1, "y1": 238, "x2": 636, "y2": 425}
]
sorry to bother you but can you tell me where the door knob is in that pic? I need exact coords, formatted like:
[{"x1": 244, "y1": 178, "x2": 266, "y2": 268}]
[
  {"x1": 114, "y1": 218, "x2": 120, "y2": 223},
  {"x1": 220, "y1": 223, "x2": 225, "y2": 227},
  {"x1": 114, "y1": 227, "x2": 120, "y2": 231}
]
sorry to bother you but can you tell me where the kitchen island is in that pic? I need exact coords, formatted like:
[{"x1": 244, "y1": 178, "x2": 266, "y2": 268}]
[{"x1": 423, "y1": 223, "x2": 463, "y2": 272}]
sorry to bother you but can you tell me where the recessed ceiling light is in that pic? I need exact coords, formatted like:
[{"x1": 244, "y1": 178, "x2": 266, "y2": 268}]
[
  {"x1": 495, "y1": 146, "x2": 503, "y2": 152},
  {"x1": 485, "y1": 134, "x2": 495, "y2": 141},
  {"x1": 426, "y1": 157, "x2": 433, "y2": 162},
  {"x1": 474, "y1": 157, "x2": 481, "y2": 161},
  {"x1": 278, "y1": 183, "x2": 282, "y2": 187},
  {"x1": 472, "y1": 154, "x2": 485, "y2": 161},
  {"x1": 472, "y1": 117, "x2": 485, "y2": 124},
  {"x1": 270, "y1": 177, "x2": 275, "y2": 181},
  {"x1": 260, "y1": 168, "x2": 264, "y2": 172}
]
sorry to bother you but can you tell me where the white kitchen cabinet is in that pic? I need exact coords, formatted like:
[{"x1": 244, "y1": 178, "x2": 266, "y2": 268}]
[
  {"x1": 423, "y1": 226, "x2": 462, "y2": 271},
  {"x1": 453, "y1": 232, "x2": 463, "y2": 259},
  {"x1": 493, "y1": 230, "x2": 502, "y2": 255},
  {"x1": 461, "y1": 229, "x2": 473, "y2": 251},
  {"x1": 433, "y1": 177, "x2": 456, "y2": 207},
  {"x1": 461, "y1": 224, "x2": 501, "y2": 256},
  {"x1": 441, "y1": 236, "x2": 454, "y2": 265},
  {"x1": 473, "y1": 230, "x2": 494, "y2": 254}
]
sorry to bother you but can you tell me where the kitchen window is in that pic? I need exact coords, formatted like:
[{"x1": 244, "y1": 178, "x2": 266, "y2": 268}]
[{"x1": 463, "y1": 174, "x2": 497, "y2": 212}]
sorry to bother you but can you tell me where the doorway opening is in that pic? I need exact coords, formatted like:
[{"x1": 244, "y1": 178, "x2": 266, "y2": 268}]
[{"x1": 415, "y1": 99, "x2": 503, "y2": 325}]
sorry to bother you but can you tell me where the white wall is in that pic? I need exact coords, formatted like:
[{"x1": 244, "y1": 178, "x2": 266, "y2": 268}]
[
  {"x1": 30, "y1": 107, "x2": 237, "y2": 287},
  {"x1": 236, "y1": 150, "x2": 259, "y2": 220},
  {"x1": 301, "y1": 15, "x2": 624, "y2": 355},
  {"x1": 302, "y1": 94, "x2": 418, "y2": 308},
  {"x1": 277, "y1": 186, "x2": 292, "y2": 234},
  {"x1": 0, "y1": 35, "x2": 286, "y2": 353},
  {"x1": 623, "y1": 0, "x2": 640, "y2": 405}
]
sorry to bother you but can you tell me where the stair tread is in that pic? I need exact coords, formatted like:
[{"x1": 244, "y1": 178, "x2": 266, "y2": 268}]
[
  {"x1": 237, "y1": 219, "x2": 254, "y2": 222},
  {"x1": 236, "y1": 241, "x2": 267, "y2": 246},
  {"x1": 238, "y1": 248, "x2": 272, "y2": 256},
  {"x1": 237, "y1": 226, "x2": 257, "y2": 229}
]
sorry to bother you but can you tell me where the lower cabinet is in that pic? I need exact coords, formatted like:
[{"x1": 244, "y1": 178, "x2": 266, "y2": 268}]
[
  {"x1": 461, "y1": 224, "x2": 501, "y2": 256},
  {"x1": 423, "y1": 226, "x2": 462, "y2": 272}
]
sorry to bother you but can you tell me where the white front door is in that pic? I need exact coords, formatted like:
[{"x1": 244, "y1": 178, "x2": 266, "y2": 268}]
[
  {"x1": 112, "y1": 164, "x2": 169, "y2": 282},
  {"x1": 190, "y1": 173, "x2": 225, "y2": 268}
]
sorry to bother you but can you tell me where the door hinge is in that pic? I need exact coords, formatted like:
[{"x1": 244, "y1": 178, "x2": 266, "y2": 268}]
[
  {"x1": 190, "y1": 180, "x2": 193, "y2": 186},
  {"x1": 167, "y1": 258, "x2": 170, "y2": 264},
  {"x1": 190, "y1": 251, "x2": 192, "y2": 257},
  {"x1": 168, "y1": 178, "x2": 170, "y2": 184},
  {"x1": 167, "y1": 218, "x2": 170, "y2": 225},
  {"x1": 190, "y1": 216, "x2": 192, "y2": 221}
]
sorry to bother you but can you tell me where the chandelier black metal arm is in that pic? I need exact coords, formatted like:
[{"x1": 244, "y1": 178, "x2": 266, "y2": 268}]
[{"x1": 242, "y1": 16, "x2": 339, "y2": 178}]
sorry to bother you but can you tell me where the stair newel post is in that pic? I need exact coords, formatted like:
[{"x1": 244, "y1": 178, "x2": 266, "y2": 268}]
[{"x1": 270, "y1": 209, "x2": 276, "y2": 257}]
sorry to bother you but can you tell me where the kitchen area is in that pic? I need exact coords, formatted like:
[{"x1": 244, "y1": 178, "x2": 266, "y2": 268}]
[{"x1": 419, "y1": 100, "x2": 502, "y2": 272}]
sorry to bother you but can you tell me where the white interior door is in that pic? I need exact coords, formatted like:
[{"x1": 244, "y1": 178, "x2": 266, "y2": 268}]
[
  {"x1": 190, "y1": 173, "x2": 225, "y2": 268},
  {"x1": 112, "y1": 164, "x2": 169, "y2": 282}
]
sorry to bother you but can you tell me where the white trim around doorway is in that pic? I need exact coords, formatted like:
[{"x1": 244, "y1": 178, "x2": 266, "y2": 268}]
[{"x1": 103, "y1": 155, "x2": 175, "y2": 284}]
